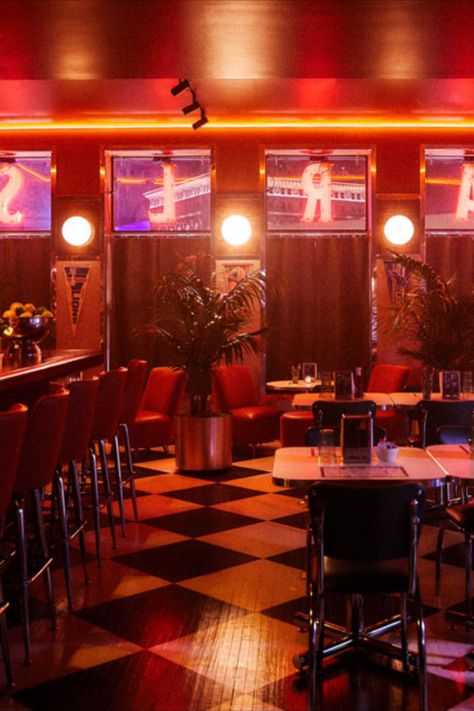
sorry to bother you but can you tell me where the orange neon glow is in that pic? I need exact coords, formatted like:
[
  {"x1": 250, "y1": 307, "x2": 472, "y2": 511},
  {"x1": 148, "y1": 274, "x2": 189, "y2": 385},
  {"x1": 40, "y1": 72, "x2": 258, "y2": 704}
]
[
  {"x1": 0, "y1": 164, "x2": 23, "y2": 224},
  {"x1": 425, "y1": 177, "x2": 461, "y2": 186},
  {"x1": 0, "y1": 118, "x2": 474, "y2": 132}
]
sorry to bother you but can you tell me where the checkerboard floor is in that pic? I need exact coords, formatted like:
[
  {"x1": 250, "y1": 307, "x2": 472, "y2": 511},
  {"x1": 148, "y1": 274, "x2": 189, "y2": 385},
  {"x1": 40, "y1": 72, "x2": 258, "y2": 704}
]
[{"x1": 3, "y1": 445, "x2": 474, "y2": 710}]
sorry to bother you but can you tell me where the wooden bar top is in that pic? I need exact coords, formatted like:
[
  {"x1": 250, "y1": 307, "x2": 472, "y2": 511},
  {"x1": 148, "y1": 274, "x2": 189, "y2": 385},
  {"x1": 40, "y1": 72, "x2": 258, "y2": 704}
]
[{"x1": 0, "y1": 349, "x2": 103, "y2": 404}]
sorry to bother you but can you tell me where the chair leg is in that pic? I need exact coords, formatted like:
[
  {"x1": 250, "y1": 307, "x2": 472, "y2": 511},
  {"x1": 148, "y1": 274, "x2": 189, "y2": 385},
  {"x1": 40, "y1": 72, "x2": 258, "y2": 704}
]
[
  {"x1": 14, "y1": 496, "x2": 31, "y2": 665},
  {"x1": 414, "y1": 590, "x2": 428, "y2": 711},
  {"x1": 120, "y1": 423, "x2": 139, "y2": 522},
  {"x1": 0, "y1": 579, "x2": 12, "y2": 687},
  {"x1": 111, "y1": 435, "x2": 126, "y2": 536},
  {"x1": 465, "y1": 532, "x2": 472, "y2": 622},
  {"x1": 400, "y1": 593, "x2": 409, "y2": 672},
  {"x1": 54, "y1": 469, "x2": 73, "y2": 611},
  {"x1": 435, "y1": 522, "x2": 446, "y2": 596},
  {"x1": 89, "y1": 446, "x2": 103, "y2": 566},
  {"x1": 33, "y1": 489, "x2": 56, "y2": 633},
  {"x1": 97, "y1": 439, "x2": 116, "y2": 549},
  {"x1": 69, "y1": 460, "x2": 90, "y2": 586}
]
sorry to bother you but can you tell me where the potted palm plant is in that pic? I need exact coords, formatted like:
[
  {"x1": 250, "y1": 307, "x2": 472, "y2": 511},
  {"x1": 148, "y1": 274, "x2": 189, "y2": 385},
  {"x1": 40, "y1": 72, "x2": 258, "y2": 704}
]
[
  {"x1": 148, "y1": 258, "x2": 266, "y2": 470},
  {"x1": 386, "y1": 252, "x2": 474, "y2": 395}
]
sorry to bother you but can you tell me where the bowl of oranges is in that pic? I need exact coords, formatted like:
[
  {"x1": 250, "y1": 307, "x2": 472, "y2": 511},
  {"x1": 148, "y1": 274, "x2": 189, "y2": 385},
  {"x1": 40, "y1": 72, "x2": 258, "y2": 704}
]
[{"x1": 1, "y1": 302, "x2": 54, "y2": 362}]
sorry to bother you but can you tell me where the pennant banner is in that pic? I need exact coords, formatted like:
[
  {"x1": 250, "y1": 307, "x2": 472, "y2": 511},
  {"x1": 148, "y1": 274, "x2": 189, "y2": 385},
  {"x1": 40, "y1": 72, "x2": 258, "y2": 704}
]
[{"x1": 63, "y1": 265, "x2": 90, "y2": 335}]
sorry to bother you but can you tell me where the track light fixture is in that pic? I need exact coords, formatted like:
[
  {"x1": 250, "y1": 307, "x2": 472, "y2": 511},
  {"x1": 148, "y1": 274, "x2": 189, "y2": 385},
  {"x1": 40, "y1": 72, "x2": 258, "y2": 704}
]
[
  {"x1": 170, "y1": 78, "x2": 209, "y2": 129},
  {"x1": 170, "y1": 78, "x2": 190, "y2": 96},
  {"x1": 182, "y1": 92, "x2": 200, "y2": 115},
  {"x1": 192, "y1": 109, "x2": 208, "y2": 130}
]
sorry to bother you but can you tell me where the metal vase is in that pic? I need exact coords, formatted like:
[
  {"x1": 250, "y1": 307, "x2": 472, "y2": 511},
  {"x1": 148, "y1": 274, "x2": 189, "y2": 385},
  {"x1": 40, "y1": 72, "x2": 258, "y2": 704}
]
[{"x1": 175, "y1": 413, "x2": 233, "y2": 471}]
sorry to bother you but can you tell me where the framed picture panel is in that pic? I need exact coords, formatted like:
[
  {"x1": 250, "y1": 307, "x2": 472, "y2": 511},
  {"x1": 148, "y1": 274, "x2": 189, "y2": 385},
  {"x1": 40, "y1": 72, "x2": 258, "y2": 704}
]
[
  {"x1": 265, "y1": 149, "x2": 369, "y2": 232},
  {"x1": 425, "y1": 148, "x2": 474, "y2": 230},
  {"x1": 111, "y1": 150, "x2": 211, "y2": 233}
]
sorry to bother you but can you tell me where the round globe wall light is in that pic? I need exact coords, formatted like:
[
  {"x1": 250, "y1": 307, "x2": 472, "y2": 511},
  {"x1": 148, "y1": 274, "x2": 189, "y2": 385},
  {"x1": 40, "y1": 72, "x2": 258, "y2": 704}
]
[
  {"x1": 383, "y1": 214, "x2": 415, "y2": 246},
  {"x1": 221, "y1": 214, "x2": 252, "y2": 246},
  {"x1": 61, "y1": 215, "x2": 93, "y2": 247}
]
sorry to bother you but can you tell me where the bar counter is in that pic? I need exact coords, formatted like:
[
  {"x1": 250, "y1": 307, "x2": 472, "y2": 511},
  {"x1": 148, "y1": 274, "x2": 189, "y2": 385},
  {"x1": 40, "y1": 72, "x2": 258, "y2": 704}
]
[{"x1": 0, "y1": 349, "x2": 103, "y2": 406}]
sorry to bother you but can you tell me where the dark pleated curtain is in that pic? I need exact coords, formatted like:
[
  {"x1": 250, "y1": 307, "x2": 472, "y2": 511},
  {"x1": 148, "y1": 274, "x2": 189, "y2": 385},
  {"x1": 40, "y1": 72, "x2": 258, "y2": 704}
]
[
  {"x1": 426, "y1": 235, "x2": 473, "y2": 295},
  {"x1": 265, "y1": 235, "x2": 370, "y2": 379},
  {"x1": 0, "y1": 237, "x2": 51, "y2": 310},
  {"x1": 110, "y1": 236, "x2": 210, "y2": 368}
]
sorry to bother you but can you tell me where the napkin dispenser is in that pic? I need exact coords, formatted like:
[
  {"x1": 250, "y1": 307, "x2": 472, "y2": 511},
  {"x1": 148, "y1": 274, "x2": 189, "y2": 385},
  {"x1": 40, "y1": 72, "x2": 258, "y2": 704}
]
[{"x1": 341, "y1": 414, "x2": 373, "y2": 463}]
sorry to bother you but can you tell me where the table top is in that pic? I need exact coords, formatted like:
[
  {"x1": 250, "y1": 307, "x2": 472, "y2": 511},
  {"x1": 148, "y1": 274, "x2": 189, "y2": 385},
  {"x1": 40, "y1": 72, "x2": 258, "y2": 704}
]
[
  {"x1": 272, "y1": 446, "x2": 447, "y2": 487},
  {"x1": 292, "y1": 391, "x2": 474, "y2": 409},
  {"x1": 427, "y1": 444, "x2": 474, "y2": 479},
  {"x1": 292, "y1": 392, "x2": 394, "y2": 409},
  {"x1": 266, "y1": 379, "x2": 320, "y2": 392}
]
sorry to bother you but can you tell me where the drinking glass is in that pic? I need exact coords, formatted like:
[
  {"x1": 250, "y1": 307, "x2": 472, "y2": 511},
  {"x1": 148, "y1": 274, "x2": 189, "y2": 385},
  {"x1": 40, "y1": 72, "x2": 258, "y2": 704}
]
[
  {"x1": 320, "y1": 371, "x2": 333, "y2": 393},
  {"x1": 302, "y1": 362, "x2": 317, "y2": 384},
  {"x1": 319, "y1": 428, "x2": 336, "y2": 464},
  {"x1": 290, "y1": 364, "x2": 300, "y2": 383},
  {"x1": 462, "y1": 370, "x2": 473, "y2": 394}
]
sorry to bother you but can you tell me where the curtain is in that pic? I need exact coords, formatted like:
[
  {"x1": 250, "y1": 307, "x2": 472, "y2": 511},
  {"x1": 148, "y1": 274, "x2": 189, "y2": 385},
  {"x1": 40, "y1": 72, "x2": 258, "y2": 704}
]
[
  {"x1": 110, "y1": 236, "x2": 210, "y2": 367},
  {"x1": 426, "y1": 235, "x2": 473, "y2": 296},
  {"x1": 265, "y1": 235, "x2": 370, "y2": 380}
]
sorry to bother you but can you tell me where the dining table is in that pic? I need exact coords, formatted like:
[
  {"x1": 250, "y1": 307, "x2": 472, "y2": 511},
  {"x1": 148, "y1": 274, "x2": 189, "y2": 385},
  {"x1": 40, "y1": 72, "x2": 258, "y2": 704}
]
[
  {"x1": 272, "y1": 445, "x2": 447, "y2": 488},
  {"x1": 426, "y1": 443, "x2": 474, "y2": 480},
  {"x1": 292, "y1": 391, "x2": 396, "y2": 410}
]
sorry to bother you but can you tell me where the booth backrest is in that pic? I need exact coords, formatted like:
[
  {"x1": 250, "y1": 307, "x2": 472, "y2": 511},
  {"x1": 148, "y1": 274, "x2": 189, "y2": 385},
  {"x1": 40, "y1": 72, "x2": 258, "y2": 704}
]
[
  {"x1": 141, "y1": 367, "x2": 186, "y2": 414},
  {"x1": 213, "y1": 365, "x2": 259, "y2": 410},
  {"x1": 368, "y1": 364, "x2": 411, "y2": 393}
]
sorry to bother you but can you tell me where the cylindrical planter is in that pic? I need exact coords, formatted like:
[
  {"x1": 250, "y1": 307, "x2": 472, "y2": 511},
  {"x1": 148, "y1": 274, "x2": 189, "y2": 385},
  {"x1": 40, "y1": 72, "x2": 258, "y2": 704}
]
[{"x1": 175, "y1": 413, "x2": 232, "y2": 472}]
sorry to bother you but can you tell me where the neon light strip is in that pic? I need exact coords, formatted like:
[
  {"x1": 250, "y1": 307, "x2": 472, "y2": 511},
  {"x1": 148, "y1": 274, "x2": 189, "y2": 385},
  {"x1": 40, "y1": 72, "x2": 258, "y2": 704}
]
[{"x1": 1, "y1": 119, "x2": 474, "y2": 131}]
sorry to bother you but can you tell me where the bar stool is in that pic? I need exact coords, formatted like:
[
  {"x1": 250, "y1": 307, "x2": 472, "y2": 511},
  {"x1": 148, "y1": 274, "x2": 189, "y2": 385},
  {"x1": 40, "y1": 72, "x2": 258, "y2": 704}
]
[
  {"x1": 54, "y1": 377, "x2": 99, "y2": 609},
  {"x1": 0, "y1": 403, "x2": 28, "y2": 685},
  {"x1": 89, "y1": 368, "x2": 128, "y2": 553},
  {"x1": 13, "y1": 388, "x2": 69, "y2": 664},
  {"x1": 118, "y1": 359, "x2": 148, "y2": 522}
]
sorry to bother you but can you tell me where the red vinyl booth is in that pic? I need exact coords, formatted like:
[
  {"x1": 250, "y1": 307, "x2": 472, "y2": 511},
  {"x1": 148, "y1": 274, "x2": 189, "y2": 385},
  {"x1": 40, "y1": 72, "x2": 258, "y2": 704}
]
[
  {"x1": 127, "y1": 366, "x2": 186, "y2": 453},
  {"x1": 213, "y1": 365, "x2": 280, "y2": 450},
  {"x1": 368, "y1": 363, "x2": 411, "y2": 441}
]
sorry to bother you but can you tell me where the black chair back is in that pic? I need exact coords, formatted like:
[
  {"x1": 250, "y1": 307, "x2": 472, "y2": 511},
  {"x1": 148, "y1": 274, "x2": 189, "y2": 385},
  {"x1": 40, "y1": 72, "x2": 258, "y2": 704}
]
[
  {"x1": 417, "y1": 399, "x2": 474, "y2": 447},
  {"x1": 308, "y1": 481, "x2": 425, "y2": 567},
  {"x1": 312, "y1": 400, "x2": 378, "y2": 445}
]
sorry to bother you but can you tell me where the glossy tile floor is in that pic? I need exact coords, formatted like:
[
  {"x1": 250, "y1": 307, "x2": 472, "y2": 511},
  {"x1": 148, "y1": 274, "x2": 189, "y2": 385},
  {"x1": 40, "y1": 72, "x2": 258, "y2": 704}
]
[{"x1": 2, "y1": 445, "x2": 474, "y2": 710}]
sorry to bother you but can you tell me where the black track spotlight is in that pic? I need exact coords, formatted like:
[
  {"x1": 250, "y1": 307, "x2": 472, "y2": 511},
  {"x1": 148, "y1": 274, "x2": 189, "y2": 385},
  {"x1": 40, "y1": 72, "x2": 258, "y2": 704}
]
[
  {"x1": 192, "y1": 109, "x2": 208, "y2": 130},
  {"x1": 182, "y1": 92, "x2": 200, "y2": 115},
  {"x1": 170, "y1": 78, "x2": 190, "y2": 96}
]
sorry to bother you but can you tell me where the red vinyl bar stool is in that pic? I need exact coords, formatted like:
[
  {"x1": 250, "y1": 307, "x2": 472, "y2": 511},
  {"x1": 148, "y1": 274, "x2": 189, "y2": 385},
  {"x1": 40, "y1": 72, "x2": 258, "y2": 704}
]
[
  {"x1": 54, "y1": 377, "x2": 99, "y2": 609},
  {"x1": 118, "y1": 359, "x2": 148, "y2": 522},
  {"x1": 0, "y1": 403, "x2": 28, "y2": 685},
  {"x1": 89, "y1": 368, "x2": 128, "y2": 549},
  {"x1": 13, "y1": 389, "x2": 69, "y2": 664}
]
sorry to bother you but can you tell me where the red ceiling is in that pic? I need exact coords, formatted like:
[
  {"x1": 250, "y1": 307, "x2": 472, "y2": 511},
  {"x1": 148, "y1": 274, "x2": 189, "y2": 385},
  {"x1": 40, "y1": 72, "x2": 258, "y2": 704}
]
[{"x1": 1, "y1": 0, "x2": 474, "y2": 123}]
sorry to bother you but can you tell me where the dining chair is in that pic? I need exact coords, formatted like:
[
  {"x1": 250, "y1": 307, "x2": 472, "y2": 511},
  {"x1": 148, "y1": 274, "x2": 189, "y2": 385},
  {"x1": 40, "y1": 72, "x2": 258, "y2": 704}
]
[
  {"x1": 305, "y1": 481, "x2": 427, "y2": 711},
  {"x1": 368, "y1": 363, "x2": 411, "y2": 441},
  {"x1": 118, "y1": 358, "x2": 149, "y2": 522},
  {"x1": 312, "y1": 399, "x2": 380, "y2": 445},
  {"x1": 0, "y1": 403, "x2": 28, "y2": 685},
  {"x1": 89, "y1": 367, "x2": 128, "y2": 549},
  {"x1": 436, "y1": 500, "x2": 474, "y2": 627},
  {"x1": 213, "y1": 365, "x2": 280, "y2": 454},
  {"x1": 13, "y1": 388, "x2": 70, "y2": 664},
  {"x1": 124, "y1": 365, "x2": 186, "y2": 458},
  {"x1": 53, "y1": 377, "x2": 99, "y2": 609},
  {"x1": 414, "y1": 399, "x2": 474, "y2": 448}
]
